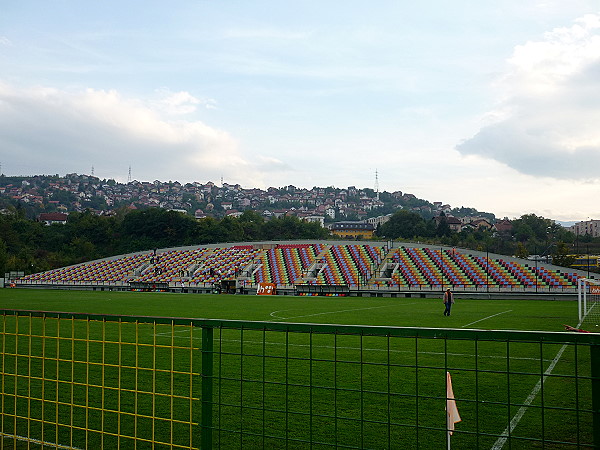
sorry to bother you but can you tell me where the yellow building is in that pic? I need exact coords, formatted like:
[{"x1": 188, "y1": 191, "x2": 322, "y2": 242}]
[
  {"x1": 330, "y1": 221, "x2": 375, "y2": 239},
  {"x1": 570, "y1": 255, "x2": 599, "y2": 270}
]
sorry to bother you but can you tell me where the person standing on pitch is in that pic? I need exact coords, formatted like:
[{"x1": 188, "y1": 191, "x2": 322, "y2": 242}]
[{"x1": 443, "y1": 288, "x2": 454, "y2": 316}]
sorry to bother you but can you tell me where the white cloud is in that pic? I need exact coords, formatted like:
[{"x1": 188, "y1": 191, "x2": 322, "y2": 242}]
[
  {"x1": 457, "y1": 13, "x2": 600, "y2": 180},
  {"x1": 153, "y1": 89, "x2": 218, "y2": 115},
  {"x1": 0, "y1": 83, "x2": 261, "y2": 184},
  {"x1": 0, "y1": 36, "x2": 11, "y2": 46},
  {"x1": 158, "y1": 90, "x2": 201, "y2": 115}
]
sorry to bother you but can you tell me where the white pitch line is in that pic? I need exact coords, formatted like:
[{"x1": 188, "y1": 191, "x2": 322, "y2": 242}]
[
  {"x1": 154, "y1": 328, "x2": 196, "y2": 337},
  {"x1": 462, "y1": 310, "x2": 512, "y2": 328},
  {"x1": 0, "y1": 432, "x2": 84, "y2": 450},
  {"x1": 490, "y1": 343, "x2": 568, "y2": 450},
  {"x1": 490, "y1": 318, "x2": 584, "y2": 450},
  {"x1": 269, "y1": 303, "x2": 415, "y2": 320},
  {"x1": 152, "y1": 332, "x2": 554, "y2": 363},
  {"x1": 215, "y1": 338, "x2": 554, "y2": 362}
]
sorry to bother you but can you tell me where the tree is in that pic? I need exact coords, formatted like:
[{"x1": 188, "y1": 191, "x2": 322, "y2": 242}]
[
  {"x1": 262, "y1": 216, "x2": 328, "y2": 240},
  {"x1": 218, "y1": 216, "x2": 244, "y2": 242},
  {"x1": 67, "y1": 211, "x2": 114, "y2": 248},
  {"x1": 512, "y1": 214, "x2": 553, "y2": 243},
  {"x1": 194, "y1": 217, "x2": 221, "y2": 244},
  {"x1": 515, "y1": 242, "x2": 529, "y2": 259},
  {"x1": 68, "y1": 237, "x2": 97, "y2": 263},
  {"x1": 238, "y1": 210, "x2": 264, "y2": 241},
  {"x1": 379, "y1": 210, "x2": 426, "y2": 239},
  {"x1": 49, "y1": 189, "x2": 77, "y2": 205},
  {"x1": 435, "y1": 215, "x2": 451, "y2": 238},
  {"x1": 552, "y1": 242, "x2": 576, "y2": 267},
  {"x1": 0, "y1": 239, "x2": 8, "y2": 275},
  {"x1": 81, "y1": 195, "x2": 108, "y2": 210},
  {"x1": 119, "y1": 208, "x2": 197, "y2": 250}
]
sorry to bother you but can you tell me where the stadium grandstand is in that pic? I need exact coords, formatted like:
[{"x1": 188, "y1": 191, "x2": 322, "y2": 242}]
[{"x1": 11, "y1": 241, "x2": 595, "y2": 299}]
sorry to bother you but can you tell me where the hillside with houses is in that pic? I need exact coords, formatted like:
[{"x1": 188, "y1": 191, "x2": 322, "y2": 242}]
[{"x1": 0, "y1": 173, "x2": 495, "y2": 228}]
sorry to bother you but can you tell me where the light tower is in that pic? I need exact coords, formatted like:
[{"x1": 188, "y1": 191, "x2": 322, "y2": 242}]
[
  {"x1": 375, "y1": 169, "x2": 380, "y2": 201},
  {"x1": 128, "y1": 165, "x2": 132, "y2": 183}
]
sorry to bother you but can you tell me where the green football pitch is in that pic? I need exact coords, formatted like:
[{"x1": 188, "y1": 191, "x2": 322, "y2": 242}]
[
  {"x1": 0, "y1": 288, "x2": 583, "y2": 331},
  {"x1": 0, "y1": 289, "x2": 595, "y2": 449}
]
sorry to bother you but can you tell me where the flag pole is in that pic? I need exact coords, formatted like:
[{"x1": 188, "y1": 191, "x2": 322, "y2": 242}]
[
  {"x1": 447, "y1": 410, "x2": 452, "y2": 450},
  {"x1": 446, "y1": 371, "x2": 451, "y2": 450},
  {"x1": 446, "y1": 371, "x2": 461, "y2": 450}
]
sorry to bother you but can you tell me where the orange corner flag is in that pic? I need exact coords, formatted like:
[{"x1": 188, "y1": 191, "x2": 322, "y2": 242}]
[{"x1": 446, "y1": 371, "x2": 461, "y2": 435}]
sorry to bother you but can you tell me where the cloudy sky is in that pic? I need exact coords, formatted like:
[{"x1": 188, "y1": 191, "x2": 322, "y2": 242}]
[{"x1": 1, "y1": 1, "x2": 599, "y2": 222}]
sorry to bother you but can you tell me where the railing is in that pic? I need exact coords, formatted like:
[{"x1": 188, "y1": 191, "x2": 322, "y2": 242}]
[
  {"x1": 1, "y1": 310, "x2": 599, "y2": 448},
  {"x1": 12, "y1": 278, "x2": 582, "y2": 296}
]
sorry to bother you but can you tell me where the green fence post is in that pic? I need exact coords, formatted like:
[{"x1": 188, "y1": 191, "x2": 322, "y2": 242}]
[
  {"x1": 592, "y1": 344, "x2": 600, "y2": 449},
  {"x1": 201, "y1": 326, "x2": 214, "y2": 449}
]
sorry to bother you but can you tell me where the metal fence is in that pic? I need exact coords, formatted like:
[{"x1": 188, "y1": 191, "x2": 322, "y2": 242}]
[{"x1": 1, "y1": 309, "x2": 599, "y2": 449}]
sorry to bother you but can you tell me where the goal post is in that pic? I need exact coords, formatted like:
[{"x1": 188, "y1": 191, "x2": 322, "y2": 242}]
[{"x1": 578, "y1": 278, "x2": 600, "y2": 323}]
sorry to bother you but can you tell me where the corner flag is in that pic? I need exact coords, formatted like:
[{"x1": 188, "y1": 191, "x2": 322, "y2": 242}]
[{"x1": 446, "y1": 371, "x2": 461, "y2": 435}]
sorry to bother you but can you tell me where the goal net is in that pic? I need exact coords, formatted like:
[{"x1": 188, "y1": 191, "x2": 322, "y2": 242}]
[{"x1": 578, "y1": 278, "x2": 600, "y2": 324}]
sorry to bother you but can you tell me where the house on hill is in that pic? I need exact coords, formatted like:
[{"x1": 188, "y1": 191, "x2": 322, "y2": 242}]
[
  {"x1": 495, "y1": 219, "x2": 513, "y2": 235},
  {"x1": 446, "y1": 216, "x2": 462, "y2": 232},
  {"x1": 470, "y1": 218, "x2": 493, "y2": 230},
  {"x1": 38, "y1": 212, "x2": 68, "y2": 225},
  {"x1": 434, "y1": 215, "x2": 462, "y2": 232}
]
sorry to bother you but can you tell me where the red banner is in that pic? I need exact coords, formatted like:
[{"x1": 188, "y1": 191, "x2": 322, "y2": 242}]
[
  {"x1": 257, "y1": 282, "x2": 276, "y2": 295},
  {"x1": 590, "y1": 285, "x2": 600, "y2": 295}
]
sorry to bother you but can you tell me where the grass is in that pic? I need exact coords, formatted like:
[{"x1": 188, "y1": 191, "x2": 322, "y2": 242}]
[
  {"x1": 0, "y1": 289, "x2": 583, "y2": 330},
  {"x1": 0, "y1": 289, "x2": 596, "y2": 449}
]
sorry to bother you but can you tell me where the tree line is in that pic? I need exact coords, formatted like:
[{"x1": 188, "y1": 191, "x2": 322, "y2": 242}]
[
  {"x1": 376, "y1": 210, "x2": 598, "y2": 268},
  {"x1": 0, "y1": 208, "x2": 328, "y2": 275}
]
